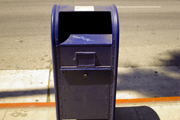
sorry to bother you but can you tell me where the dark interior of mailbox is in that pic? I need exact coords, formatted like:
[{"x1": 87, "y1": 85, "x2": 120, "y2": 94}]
[{"x1": 58, "y1": 12, "x2": 112, "y2": 43}]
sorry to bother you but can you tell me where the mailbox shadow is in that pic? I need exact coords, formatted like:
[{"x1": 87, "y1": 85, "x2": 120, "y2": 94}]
[
  {"x1": 115, "y1": 106, "x2": 160, "y2": 120},
  {"x1": 77, "y1": 106, "x2": 160, "y2": 120}
]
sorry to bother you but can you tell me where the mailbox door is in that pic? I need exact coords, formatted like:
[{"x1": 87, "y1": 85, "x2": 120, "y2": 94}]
[{"x1": 60, "y1": 70, "x2": 111, "y2": 119}]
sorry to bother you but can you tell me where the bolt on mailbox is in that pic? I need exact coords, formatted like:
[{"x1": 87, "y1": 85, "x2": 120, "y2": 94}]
[{"x1": 51, "y1": 4, "x2": 119, "y2": 120}]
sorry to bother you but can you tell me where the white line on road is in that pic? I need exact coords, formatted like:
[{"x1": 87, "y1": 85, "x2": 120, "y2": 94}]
[{"x1": 117, "y1": 6, "x2": 161, "y2": 9}]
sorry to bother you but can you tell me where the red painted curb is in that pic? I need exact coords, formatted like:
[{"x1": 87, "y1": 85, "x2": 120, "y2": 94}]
[
  {"x1": 116, "y1": 96, "x2": 180, "y2": 104},
  {"x1": 0, "y1": 96, "x2": 180, "y2": 108},
  {"x1": 0, "y1": 102, "x2": 55, "y2": 108}
]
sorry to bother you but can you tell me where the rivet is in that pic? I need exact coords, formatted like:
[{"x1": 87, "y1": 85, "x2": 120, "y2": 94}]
[
  {"x1": 56, "y1": 45, "x2": 58, "y2": 47},
  {"x1": 106, "y1": 86, "x2": 108, "y2": 88},
  {"x1": 84, "y1": 73, "x2": 87, "y2": 77},
  {"x1": 105, "y1": 113, "x2": 107, "y2": 116},
  {"x1": 64, "y1": 114, "x2": 66, "y2": 116}
]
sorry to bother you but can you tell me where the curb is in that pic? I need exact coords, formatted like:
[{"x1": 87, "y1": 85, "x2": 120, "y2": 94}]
[{"x1": 0, "y1": 96, "x2": 180, "y2": 108}]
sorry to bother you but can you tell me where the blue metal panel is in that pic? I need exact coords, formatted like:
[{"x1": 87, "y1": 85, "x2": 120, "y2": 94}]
[
  {"x1": 55, "y1": 5, "x2": 60, "y2": 45},
  {"x1": 51, "y1": 4, "x2": 60, "y2": 120},
  {"x1": 60, "y1": 5, "x2": 74, "y2": 11},
  {"x1": 59, "y1": 45, "x2": 112, "y2": 66},
  {"x1": 51, "y1": 4, "x2": 119, "y2": 120},
  {"x1": 109, "y1": 4, "x2": 119, "y2": 120},
  {"x1": 61, "y1": 34, "x2": 112, "y2": 45}
]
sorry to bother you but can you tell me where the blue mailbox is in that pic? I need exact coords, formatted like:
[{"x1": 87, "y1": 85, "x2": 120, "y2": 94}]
[{"x1": 51, "y1": 4, "x2": 119, "y2": 120}]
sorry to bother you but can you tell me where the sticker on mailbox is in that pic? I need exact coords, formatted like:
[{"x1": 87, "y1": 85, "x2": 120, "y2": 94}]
[{"x1": 75, "y1": 6, "x2": 94, "y2": 11}]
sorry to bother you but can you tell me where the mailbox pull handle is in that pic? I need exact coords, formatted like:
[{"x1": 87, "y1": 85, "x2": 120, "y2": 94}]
[{"x1": 74, "y1": 52, "x2": 96, "y2": 67}]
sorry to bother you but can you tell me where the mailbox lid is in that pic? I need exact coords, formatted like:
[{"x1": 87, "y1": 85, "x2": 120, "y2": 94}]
[{"x1": 60, "y1": 34, "x2": 112, "y2": 45}]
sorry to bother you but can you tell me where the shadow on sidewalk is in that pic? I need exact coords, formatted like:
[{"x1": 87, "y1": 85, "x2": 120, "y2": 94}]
[
  {"x1": 158, "y1": 49, "x2": 180, "y2": 66},
  {"x1": 0, "y1": 88, "x2": 54, "y2": 98},
  {"x1": 117, "y1": 65, "x2": 180, "y2": 98},
  {"x1": 76, "y1": 107, "x2": 160, "y2": 120},
  {"x1": 115, "y1": 106, "x2": 160, "y2": 120},
  {"x1": 117, "y1": 49, "x2": 180, "y2": 98}
]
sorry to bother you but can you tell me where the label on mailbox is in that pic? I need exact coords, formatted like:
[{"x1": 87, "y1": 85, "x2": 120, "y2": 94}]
[{"x1": 75, "y1": 6, "x2": 94, "y2": 11}]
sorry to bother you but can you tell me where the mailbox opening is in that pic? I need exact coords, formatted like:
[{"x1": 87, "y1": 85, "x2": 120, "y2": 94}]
[{"x1": 58, "y1": 12, "x2": 112, "y2": 43}]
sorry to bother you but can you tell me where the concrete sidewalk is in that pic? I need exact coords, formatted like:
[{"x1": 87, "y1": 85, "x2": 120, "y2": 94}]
[
  {"x1": 0, "y1": 66, "x2": 179, "y2": 103},
  {"x1": 0, "y1": 101, "x2": 180, "y2": 120}
]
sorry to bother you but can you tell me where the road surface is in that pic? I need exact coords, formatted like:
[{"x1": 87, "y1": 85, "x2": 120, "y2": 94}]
[{"x1": 0, "y1": 0, "x2": 180, "y2": 69}]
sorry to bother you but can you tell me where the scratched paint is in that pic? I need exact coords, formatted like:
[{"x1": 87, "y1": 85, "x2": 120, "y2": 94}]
[
  {"x1": 61, "y1": 34, "x2": 112, "y2": 45},
  {"x1": 73, "y1": 35, "x2": 94, "y2": 42}
]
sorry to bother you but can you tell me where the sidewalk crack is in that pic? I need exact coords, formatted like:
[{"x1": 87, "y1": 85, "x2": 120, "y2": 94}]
[
  {"x1": 2, "y1": 109, "x2": 8, "y2": 120},
  {"x1": 134, "y1": 107, "x2": 141, "y2": 120}
]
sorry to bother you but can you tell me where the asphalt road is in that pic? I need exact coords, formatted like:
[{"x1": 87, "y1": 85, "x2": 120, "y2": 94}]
[{"x1": 0, "y1": 0, "x2": 180, "y2": 70}]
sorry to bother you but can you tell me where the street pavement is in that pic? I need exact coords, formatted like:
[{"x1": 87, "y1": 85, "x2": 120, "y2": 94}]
[
  {"x1": 0, "y1": 0, "x2": 180, "y2": 69},
  {"x1": 0, "y1": 0, "x2": 180, "y2": 119}
]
